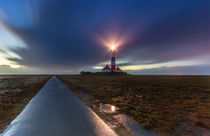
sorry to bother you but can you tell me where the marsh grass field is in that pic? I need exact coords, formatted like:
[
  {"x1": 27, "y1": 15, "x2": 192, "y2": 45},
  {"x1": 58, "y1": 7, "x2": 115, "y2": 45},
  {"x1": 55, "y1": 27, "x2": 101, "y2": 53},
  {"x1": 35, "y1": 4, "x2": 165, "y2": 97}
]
[
  {"x1": 59, "y1": 75, "x2": 210, "y2": 136},
  {"x1": 0, "y1": 75, "x2": 209, "y2": 136},
  {"x1": 0, "y1": 75, "x2": 50, "y2": 132}
]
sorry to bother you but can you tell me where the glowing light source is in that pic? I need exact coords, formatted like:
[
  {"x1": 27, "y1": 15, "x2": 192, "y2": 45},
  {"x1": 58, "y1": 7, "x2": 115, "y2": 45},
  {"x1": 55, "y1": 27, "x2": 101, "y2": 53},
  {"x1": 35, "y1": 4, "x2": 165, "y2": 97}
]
[
  {"x1": 110, "y1": 45, "x2": 116, "y2": 51},
  {"x1": 96, "y1": 32, "x2": 126, "y2": 50}
]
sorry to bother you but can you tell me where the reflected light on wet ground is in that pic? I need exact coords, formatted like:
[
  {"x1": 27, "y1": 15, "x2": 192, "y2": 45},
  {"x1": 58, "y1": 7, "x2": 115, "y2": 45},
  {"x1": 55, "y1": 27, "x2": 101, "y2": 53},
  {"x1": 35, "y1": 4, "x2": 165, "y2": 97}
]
[
  {"x1": 99, "y1": 103, "x2": 118, "y2": 113},
  {"x1": 111, "y1": 106, "x2": 116, "y2": 112}
]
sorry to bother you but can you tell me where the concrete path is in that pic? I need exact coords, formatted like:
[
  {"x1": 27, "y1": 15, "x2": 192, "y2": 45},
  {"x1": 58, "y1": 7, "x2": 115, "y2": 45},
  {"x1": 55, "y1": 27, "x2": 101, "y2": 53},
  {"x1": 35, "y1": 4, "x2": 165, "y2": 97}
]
[{"x1": 1, "y1": 76, "x2": 117, "y2": 136}]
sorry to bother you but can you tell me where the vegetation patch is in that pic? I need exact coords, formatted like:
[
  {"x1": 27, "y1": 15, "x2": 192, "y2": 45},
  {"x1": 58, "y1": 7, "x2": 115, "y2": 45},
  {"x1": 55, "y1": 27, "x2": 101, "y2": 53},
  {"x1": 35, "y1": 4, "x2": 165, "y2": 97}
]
[
  {"x1": 59, "y1": 75, "x2": 210, "y2": 136},
  {"x1": 0, "y1": 75, "x2": 50, "y2": 133}
]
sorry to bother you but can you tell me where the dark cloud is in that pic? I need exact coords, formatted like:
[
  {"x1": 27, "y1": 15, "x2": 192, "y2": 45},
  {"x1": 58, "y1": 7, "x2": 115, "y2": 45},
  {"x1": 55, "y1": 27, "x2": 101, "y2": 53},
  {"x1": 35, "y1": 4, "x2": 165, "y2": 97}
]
[
  {"x1": 119, "y1": 2, "x2": 210, "y2": 63},
  {"x1": 0, "y1": 0, "x2": 210, "y2": 72}
]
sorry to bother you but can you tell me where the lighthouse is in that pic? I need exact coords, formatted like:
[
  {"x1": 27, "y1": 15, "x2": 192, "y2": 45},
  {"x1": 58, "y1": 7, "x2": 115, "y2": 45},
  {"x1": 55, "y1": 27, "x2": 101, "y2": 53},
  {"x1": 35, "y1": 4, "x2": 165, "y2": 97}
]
[
  {"x1": 111, "y1": 46, "x2": 116, "y2": 72},
  {"x1": 101, "y1": 46, "x2": 123, "y2": 73}
]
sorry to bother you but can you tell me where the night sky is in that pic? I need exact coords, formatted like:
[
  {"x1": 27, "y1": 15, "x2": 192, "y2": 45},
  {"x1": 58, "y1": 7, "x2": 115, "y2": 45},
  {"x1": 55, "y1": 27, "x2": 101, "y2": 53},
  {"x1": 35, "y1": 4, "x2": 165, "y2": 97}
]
[{"x1": 0, "y1": 0, "x2": 209, "y2": 74}]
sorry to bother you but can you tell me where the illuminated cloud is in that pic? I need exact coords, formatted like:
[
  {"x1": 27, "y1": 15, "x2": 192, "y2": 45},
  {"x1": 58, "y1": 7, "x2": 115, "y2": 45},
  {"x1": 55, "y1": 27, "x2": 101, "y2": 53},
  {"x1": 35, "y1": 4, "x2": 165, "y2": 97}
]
[
  {"x1": 120, "y1": 59, "x2": 207, "y2": 71},
  {"x1": 0, "y1": 22, "x2": 27, "y2": 69},
  {"x1": 94, "y1": 56, "x2": 209, "y2": 74}
]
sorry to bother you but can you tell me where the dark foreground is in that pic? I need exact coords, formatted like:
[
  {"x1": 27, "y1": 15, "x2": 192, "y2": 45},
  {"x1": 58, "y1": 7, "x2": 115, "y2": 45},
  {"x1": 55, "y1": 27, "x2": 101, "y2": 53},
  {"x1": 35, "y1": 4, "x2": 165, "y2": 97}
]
[
  {"x1": 59, "y1": 75, "x2": 210, "y2": 136},
  {"x1": 2, "y1": 76, "x2": 117, "y2": 136},
  {"x1": 0, "y1": 75, "x2": 50, "y2": 132}
]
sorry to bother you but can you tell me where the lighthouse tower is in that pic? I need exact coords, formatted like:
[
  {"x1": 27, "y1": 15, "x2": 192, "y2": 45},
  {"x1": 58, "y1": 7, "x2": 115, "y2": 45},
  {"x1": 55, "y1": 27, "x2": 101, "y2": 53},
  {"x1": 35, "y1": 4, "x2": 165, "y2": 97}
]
[
  {"x1": 111, "y1": 48, "x2": 116, "y2": 72},
  {"x1": 101, "y1": 46, "x2": 123, "y2": 73}
]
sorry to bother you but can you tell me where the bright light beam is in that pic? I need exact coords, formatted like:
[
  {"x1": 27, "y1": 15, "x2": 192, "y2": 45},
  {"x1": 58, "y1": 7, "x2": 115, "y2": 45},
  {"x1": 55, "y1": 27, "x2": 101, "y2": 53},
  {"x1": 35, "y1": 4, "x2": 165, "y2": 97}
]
[{"x1": 110, "y1": 45, "x2": 116, "y2": 51}]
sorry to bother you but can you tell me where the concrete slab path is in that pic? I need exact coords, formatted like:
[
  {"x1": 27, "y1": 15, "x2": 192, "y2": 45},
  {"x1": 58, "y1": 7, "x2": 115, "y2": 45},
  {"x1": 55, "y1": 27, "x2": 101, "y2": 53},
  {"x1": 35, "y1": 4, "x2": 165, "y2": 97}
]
[{"x1": 1, "y1": 76, "x2": 117, "y2": 136}]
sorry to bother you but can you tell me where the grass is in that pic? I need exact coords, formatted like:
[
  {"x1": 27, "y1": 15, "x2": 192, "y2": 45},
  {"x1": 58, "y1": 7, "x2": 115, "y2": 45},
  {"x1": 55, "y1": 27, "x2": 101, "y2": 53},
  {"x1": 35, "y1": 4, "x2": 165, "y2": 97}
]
[
  {"x1": 58, "y1": 75, "x2": 210, "y2": 136},
  {"x1": 0, "y1": 76, "x2": 50, "y2": 132}
]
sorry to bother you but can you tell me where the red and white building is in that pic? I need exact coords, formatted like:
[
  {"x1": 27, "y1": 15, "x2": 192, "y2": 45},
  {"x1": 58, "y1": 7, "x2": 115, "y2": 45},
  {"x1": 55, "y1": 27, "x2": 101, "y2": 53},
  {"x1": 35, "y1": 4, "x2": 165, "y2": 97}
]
[{"x1": 101, "y1": 48, "x2": 123, "y2": 73}]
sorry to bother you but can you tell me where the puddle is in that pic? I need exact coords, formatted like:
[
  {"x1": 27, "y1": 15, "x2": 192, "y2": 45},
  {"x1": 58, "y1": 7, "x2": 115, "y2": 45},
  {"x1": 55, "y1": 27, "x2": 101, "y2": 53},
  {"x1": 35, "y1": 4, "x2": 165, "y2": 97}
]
[
  {"x1": 99, "y1": 103, "x2": 119, "y2": 113},
  {"x1": 114, "y1": 114, "x2": 156, "y2": 136}
]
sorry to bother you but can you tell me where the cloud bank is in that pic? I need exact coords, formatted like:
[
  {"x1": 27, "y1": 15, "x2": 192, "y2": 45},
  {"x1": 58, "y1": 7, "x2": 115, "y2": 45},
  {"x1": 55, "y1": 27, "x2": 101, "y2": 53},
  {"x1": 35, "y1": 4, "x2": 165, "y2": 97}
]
[{"x1": 0, "y1": 0, "x2": 209, "y2": 74}]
